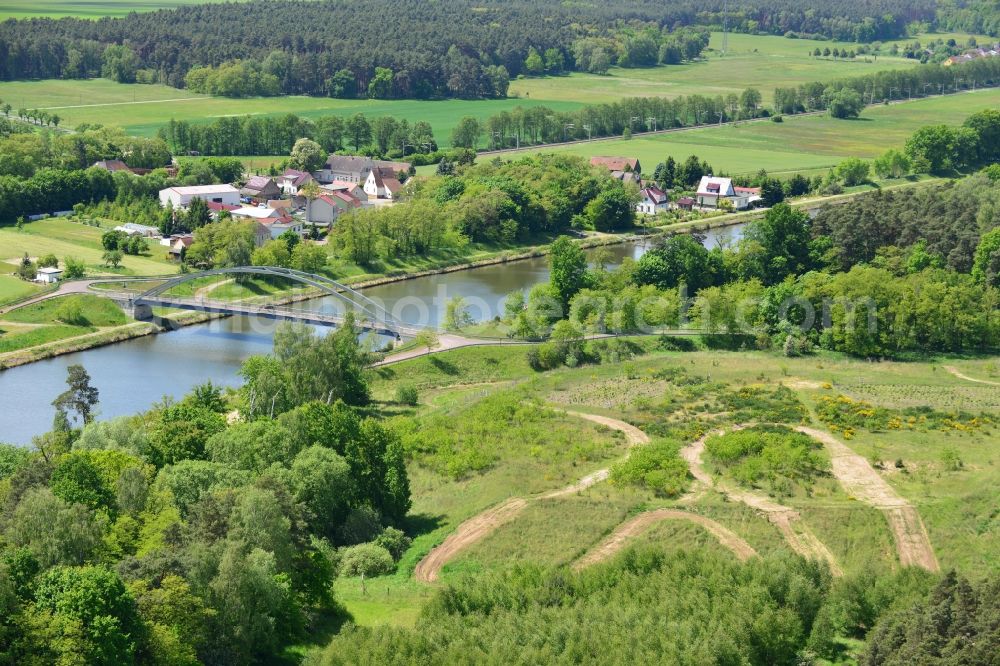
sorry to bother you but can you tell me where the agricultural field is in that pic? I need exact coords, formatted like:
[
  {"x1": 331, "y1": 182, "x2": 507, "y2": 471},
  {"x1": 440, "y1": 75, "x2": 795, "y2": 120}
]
[
  {"x1": 0, "y1": 79, "x2": 582, "y2": 146},
  {"x1": 0, "y1": 217, "x2": 177, "y2": 277},
  {"x1": 510, "y1": 32, "x2": 919, "y2": 105},
  {"x1": 331, "y1": 342, "x2": 1000, "y2": 630},
  {"x1": 0, "y1": 0, "x2": 240, "y2": 19},
  {"x1": 0, "y1": 31, "x2": 954, "y2": 148},
  {"x1": 503, "y1": 87, "x2": 1000, "y2": 176}
]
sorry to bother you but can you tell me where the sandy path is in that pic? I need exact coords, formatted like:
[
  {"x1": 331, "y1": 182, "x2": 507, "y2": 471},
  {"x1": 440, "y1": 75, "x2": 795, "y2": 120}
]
[
  {"x1": 413, "y1": 498, "x2": 529, "y2": 583},
  {"x1": 680, "y1": 426, "x2": 844, "y2": 576},
  {"x1": 414, "y1": 411, "x2": 650, "y2": 583},
  {"x1": 574, "y1": 508, "x2": 758, "y2": 569},
  {"x1": 795, "y1": 426, "x2": 939, "y2": 572},
  {"x1": 943, "y1": 365, "x2": 1000, "y2": 386}
]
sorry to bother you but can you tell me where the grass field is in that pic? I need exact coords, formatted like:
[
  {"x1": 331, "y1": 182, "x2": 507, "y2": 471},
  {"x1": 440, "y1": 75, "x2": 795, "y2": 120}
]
[
  {"x1": 0, "y1": 0, "x2": 241, "y2": 19},
  {"x1": 0, "y1": 79, "x2": 582, "y2": 146},
  {"x1": 0, "y1": 274, "x2": 44, "y2": 306},
  {"x1": 0, "y1": 31, "x2": 942, "y2": 148},
  {"x1": 501, "y1": 88, "x2": 1000, "y2": 176},
  {"x1": 0, "y1": 293, "x2": 129, "y2": 354},
  {"x1": 0, "y1": 217, "x2": 176, "y2": 277},
  {"x1": 510, "y1": 32, "x2": 918, "y2": 105}
]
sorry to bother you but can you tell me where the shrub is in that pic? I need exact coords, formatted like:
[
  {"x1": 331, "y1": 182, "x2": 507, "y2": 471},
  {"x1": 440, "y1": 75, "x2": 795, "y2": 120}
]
[
  {"x1": 337, "y1": 505, "x2": 383, "y2": 545},
  {"x1": 374, "y1": 527, "x2": 412, "y2": 561},
  {"x1": 395, "y1": 385, "x2": 419, "y2": 406},
  {"x1": 338, "y1": 543, "x2": 395, "y2": 577},
  {"x1": 37, "y1": 254, "x2": 59, "y2": 268},
  {"x1": 704, "y1": 425, "x2": 827, "y2": 493},
  {"x1": 611, "y1": 439, "x2": 689, "y2": 497}
]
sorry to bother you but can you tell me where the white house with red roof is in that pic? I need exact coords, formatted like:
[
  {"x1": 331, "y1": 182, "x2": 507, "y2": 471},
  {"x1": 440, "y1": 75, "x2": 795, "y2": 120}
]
[
  {"x1": 695, "y1": 176, "x2": 751, "y2": 210},
  {"x1": 636, "y1": 185, "x2": 669, "y2": 215},
  {"x1": 363, "y1": 167, "x2": 402, "y2": 200}
]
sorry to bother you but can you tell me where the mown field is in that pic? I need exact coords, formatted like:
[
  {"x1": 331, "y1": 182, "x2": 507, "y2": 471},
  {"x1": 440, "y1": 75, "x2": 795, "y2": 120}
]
[
  {"x1": 0, "y1": 0, "x2": 242, "y2": 19},
  {"x1": 502, "y1": 87, "x2": 1000, "y2": 176},
  {"x1": 331, "y1": 342, "x2": 1000, "y2": 630},
  {"x1": 0, "y1": 31, "x2": 939, "y2": 147},
  {"x1": 0, "y1": 217, "x2": 175, "y2": 276},
  {"x1": 510, "y1": 32, "x2": 919, "y2": 105},
  {"x1": 0, "y1": 78, "x2": 583, "y2": 145}
]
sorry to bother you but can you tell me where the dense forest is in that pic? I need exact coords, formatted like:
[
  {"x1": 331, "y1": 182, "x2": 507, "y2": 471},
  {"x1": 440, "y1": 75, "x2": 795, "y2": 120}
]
[
  {"x1": 0, "y1": 320, "x2": 414, "y2": 663},
  {"x1": 0, "y1": 0, "x2": 931, "y2": 98}
]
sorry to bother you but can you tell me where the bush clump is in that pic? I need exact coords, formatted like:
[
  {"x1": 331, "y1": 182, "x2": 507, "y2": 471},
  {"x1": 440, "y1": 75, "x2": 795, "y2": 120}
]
[
  {"x1": 339, "y1": 543, "x2": 395, "y2": 577},
  {"x1": 704, "y1": 425, "x2": 827, "y2": 494},
  {"x1": 611, "y1": 438, "x2": 690, "y2": 497}
]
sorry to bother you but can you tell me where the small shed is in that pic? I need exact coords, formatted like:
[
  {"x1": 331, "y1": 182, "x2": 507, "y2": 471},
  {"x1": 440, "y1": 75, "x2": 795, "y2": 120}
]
[{"x1": 36, "y1": 267, "x2": 63, "y2": 283}]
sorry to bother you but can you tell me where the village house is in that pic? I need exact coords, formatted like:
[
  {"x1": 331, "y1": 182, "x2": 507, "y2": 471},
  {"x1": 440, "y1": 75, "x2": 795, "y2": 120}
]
[
  {"x1": 307, "y1": 191, "x2": 362, "y2": 226},
  {"x1": 164, "y1": 234, "x2": 194, "y2": 260},
  {"x1": 674, "y1": 196, "x2": 696, "y2": 211},
  {"x1": 363, "y1": 167, "x2": 402, "y2": 200},
  {"x1": 636, "y1": 185, "x2": 669, "y2": 215},
  {"x1": 695, "y1": 176, "x2": 751, "y2": 210},
  {"x1": 206, "y1": 201, "x2": 241, "y2": 219},
  {"x1": 240, "y1": 176, "x2": 282, "y2": 202},
  {"x1": 278, "y1": 169, "x2": 315, "y2": 196},
  {"x1": 322, "y1": 181, "x2": 368, "y2": 203},
  {"x1": 230, "y1": 206, "x2": 304, "y2": 239},
  {"x1": 313, "y1": 155, "x2": 410, "y2": 185},
  {"x1": 159, "y1": 184, "x2": 241, "y2": 209}
]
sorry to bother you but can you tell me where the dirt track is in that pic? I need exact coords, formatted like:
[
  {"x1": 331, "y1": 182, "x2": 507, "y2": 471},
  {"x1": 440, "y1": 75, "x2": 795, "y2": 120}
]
[
  {"x1": 795, "y1": 426, "x2": 939, "y2": 572},
  {"x1": 413, "y1": 498, "x2": 528, "y2": 583},
  {"x1": 680, "y1": 426, "x2": 844, "y2": 576},
  {"x1": 413, "y1": 411, "x2": 650, "y2": 583},
  {"x1": 943, "y1": 365, "x2": 1000, "y2": 386},
  {"x1": 573, "y1": 508, "x2": 758, "y2": 569}
]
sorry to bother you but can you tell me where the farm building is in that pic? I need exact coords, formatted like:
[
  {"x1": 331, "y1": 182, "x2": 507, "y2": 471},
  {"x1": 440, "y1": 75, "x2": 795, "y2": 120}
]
[{"x1": 159, "y1": 185, "x2": 241, "y2": 209}]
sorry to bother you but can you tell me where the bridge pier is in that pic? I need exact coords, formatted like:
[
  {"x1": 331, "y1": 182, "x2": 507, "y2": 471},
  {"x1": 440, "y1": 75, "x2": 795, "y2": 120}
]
[{"x1": 129, "y1": 302, "x2": 154, "y2": 321}]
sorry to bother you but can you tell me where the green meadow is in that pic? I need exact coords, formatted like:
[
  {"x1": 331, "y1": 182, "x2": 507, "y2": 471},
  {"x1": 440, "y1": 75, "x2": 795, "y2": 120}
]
[
  {"x1": 510, "y1": 32, "x2": 919, "y2": 105},
  {"x1": 0, "y1": 31, "x2": 942, "y2": 148},
  {"x1": 0, "y1": 0, "x2": 240, "y2": 19},
  {"x1": 503, "y1": 87, "x2": 1000, "y2": 176}
]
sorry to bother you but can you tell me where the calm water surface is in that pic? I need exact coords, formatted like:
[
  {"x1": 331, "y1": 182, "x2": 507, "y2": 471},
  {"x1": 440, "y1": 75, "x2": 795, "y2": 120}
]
[{"x1": 0, "y1": 225, "x2": 744, "y2": 443}]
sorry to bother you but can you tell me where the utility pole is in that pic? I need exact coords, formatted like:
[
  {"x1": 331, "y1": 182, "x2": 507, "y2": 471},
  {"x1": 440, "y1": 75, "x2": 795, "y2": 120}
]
[
  {"x1": 582, "y1": 124, "x2": 592, "y2": 141},
  {"x1": 563, "y1": 123, "x2": 574, "y2": 142},
  {"x1": 647, "y1": 116, "x2": 657, "y2": 132},
  {"x1": 717, "y1": 111, "x2": 724, "y2": 126}
]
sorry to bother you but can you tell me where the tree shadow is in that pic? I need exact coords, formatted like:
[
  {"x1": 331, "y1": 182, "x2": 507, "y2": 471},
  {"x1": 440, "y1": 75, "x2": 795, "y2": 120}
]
[
  {"x1": 404, "y1": 512, "x2": 445, "y2": 538},
  {"x1": 429, "y1": 356, "x2": 460, "y2": 376}
]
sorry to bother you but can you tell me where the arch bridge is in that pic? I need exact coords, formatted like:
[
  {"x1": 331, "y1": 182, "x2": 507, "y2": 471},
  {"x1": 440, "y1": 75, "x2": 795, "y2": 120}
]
[{"x1": 109, "y1": 266, "x2": 409, "y2": 339}]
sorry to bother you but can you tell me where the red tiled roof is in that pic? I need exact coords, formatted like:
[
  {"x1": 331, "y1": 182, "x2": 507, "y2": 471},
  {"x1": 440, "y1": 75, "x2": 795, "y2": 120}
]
[{"x1": 590, "y1": 156, "x2": 639, "y2": 171}]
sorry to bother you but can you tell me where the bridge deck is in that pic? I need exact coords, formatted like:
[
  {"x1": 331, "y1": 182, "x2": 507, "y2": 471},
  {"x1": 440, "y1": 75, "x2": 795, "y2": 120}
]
[{"x1": 132, "y1": 295, "x2": 415, "y2": 338}]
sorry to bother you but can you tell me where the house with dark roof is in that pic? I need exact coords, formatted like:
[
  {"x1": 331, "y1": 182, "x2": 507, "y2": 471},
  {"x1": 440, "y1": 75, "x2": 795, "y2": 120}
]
[
  {"x1": 314, "y1": 155, "x2": 410, "y2": 185},
  {"x1": 240, "y1": 176, "x2": 282, "y2": 202},
  {"x1": 92, "y1": 159, "x2": 131, "y2": 172},
  {"x1": 278, "y1": 169, "x2": 315, "y2": 195},
  {"x1": 636, "y1": 186, "x2": 669, "y2": 215}
]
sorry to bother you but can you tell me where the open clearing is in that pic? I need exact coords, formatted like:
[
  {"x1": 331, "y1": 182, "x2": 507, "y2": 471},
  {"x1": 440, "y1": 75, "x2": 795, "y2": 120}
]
[
  {"x1": 573, "y1": 508, "x2": 758, "y2": 569},
  {"x1": 414, "y1": 409, "x2": 651, "y2": 582},
  {"x1": 680, "y1": 425, "x2": 844, "y2": 575},
  {"x1": 0, "y1": 0, "x2": 245, "y2": 19},
  {"x1": 511, "y1": 32, "x2": 918, "y2": 105},
  {"x1": 796, "y1": 426, "x2": 940, "y2": 571}
]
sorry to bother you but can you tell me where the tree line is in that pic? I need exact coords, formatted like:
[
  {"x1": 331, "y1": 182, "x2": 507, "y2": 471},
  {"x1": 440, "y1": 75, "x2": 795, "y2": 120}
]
[
  {"x1": 0, "y1": 0, "x2": 930, "y2": 98},
  {"x1": 457, "y1": 56, "x2": 1000, "y2": 149}
]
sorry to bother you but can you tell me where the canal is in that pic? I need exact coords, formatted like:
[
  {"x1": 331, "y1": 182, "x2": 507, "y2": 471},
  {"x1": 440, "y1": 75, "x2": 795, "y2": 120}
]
[{"x1": 0, "y1": 224, "x2": 745, "y2": 444}]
